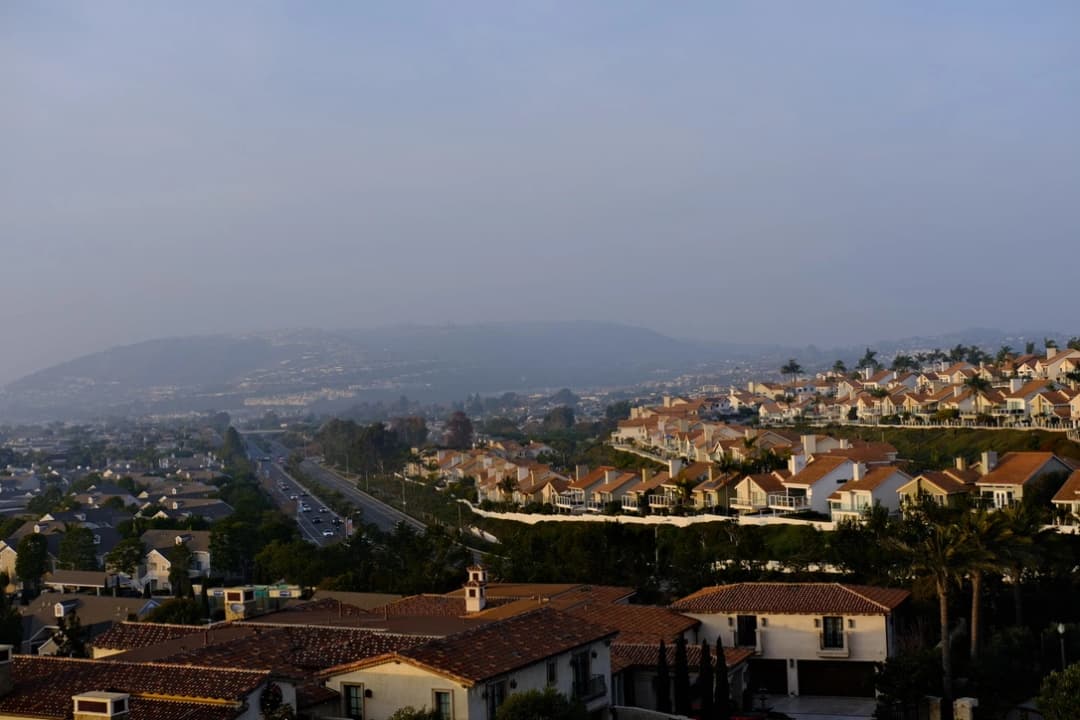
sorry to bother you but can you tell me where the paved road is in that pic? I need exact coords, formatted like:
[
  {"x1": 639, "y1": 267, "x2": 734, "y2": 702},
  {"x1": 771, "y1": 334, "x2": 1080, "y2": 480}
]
[
  {"x1": 299, "y1": 460, "x2": 425, "y2": 534},
  {"x1": 242, "y1": 436, "x2": 344, "y2": 546}
]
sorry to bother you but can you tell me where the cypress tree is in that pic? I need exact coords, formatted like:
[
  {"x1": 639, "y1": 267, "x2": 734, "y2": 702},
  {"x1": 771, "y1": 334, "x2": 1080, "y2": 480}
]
[
  {"x1": 699, "y1": 639, "x2": 714, "y2": 719},
  {"x1": 656, "y1": 639, "x2": 671, "y2": 713},
  {"x1": 674, "y1": 635, "x2": 691, "y2": 715},
  {"x1": 714, "y1": 634, "x2": 731, "y2": 720}
]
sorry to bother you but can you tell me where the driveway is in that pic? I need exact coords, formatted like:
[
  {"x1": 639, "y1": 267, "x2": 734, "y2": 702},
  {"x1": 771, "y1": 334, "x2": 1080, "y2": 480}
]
[{"x1": 762, "y1": 695, "x2": 876, "y2": 720}]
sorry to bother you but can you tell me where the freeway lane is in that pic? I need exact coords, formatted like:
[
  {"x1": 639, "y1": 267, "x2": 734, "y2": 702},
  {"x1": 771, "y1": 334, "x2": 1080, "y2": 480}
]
[
  {"x1": 298, "y1": 460, "x2": 425, "y2": 534},
  {"x1": 242, "y1": 436, "x2": 343, "y2": 546}
]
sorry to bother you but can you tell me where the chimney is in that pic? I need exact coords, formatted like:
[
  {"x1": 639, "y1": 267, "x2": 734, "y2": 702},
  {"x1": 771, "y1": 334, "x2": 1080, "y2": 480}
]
[
  {"x1": 575, "y1": 465, "x2": 589, "y2": 482},
  {"x1": 788, "y1": 453, "x2": 807, "y2": 476},
  {"x1": 73, "y1": 692, "x2": 130, "y2": 720},
  {"x1": 1009, "y1": 378, "x2": 1023, "y2": 393},
  {"x1": 953, "y1": 386, "x2": 962, "y2": 397},
  {"x1": 1047, "y1": 346, "x2": 1058, "y2": 360},
  {"x1": 801, "y1": 435, "x2": 818, "y2": 456},
  {"x1": 0, "y1": 645, "x2": 12, "y2": 698},
  {"x1": 980, "y1": 451, "x2": 998, "y2": 475},
  {"x1": 839, "y1": 438, "x2": 851, "y2": 450},
  {"x1": 663, "y1": 395, "x2": 672, "y2": 408},
  {"x1": 852, "y1": 462, "x2": 866, "y2": 482},
  {"x1": 604, "y1": 469, "x2": 621, "y2": 484},
  {"x1": 955, "y1": 457, "x2": 968, "y2": 472},
  {"x1": 464, "y1": 565, "x2": 487, "y2": 613},
  {"x1": 641, "y1": 468, "x2": 653, "y2": 484},
  {"x1": 668, "y1": 458, "x2": 683, "y2": 477}
]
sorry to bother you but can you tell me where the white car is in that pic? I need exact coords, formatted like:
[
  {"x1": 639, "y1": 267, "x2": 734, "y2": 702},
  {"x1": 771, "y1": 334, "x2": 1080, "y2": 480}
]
[{"x1": 322, "y1": 530, "x2": 335, "y2": 537}]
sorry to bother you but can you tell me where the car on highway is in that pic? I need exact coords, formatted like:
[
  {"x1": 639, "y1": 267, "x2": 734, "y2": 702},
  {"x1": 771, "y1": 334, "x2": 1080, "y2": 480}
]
[
  {"x1": 331, "y1": 518, "x2": 343, "y2": 526},
  {"x1": 318, "y1": 507, "x2": 328, "y2": 513},
  {"x1": 311, "y1": 517, "x2": 322, "y2": 524},
  {"x1": 299, "y1": 504, "x2": 311, "y2": 512},
  {"x1": 289, "y1": 494, "x2": 299, "y2": 500},
  {"x1": 322, "y1": 530, "x2": 334, "y2": 537}
]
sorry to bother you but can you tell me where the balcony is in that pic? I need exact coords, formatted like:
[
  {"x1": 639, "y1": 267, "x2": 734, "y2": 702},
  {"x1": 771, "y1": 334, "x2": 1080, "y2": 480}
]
[
  {"x1": 817, "y1": 631, "x2": 850, "y2": 658},
  {"x1": 648, "y1": 494, "x2": 680, "y2": 509},
  {"x1": 730, "y1": 495, "x2": 767, "y2": 511},
  {"x1": 621, "y1": 496, "x2": 642, "y2": 512},
  {"x1": 555, "y1": 492, "x2": 584, "y2": 510},
  {"x1": 767, "y1": 493, "x2": 809, "y2": 511},
  {"x1": 730, "y1": 628, "x2": 763, "y2": 654},
  {"x1": 572, "y1": 674, "x2": 607, "y2": 702}
]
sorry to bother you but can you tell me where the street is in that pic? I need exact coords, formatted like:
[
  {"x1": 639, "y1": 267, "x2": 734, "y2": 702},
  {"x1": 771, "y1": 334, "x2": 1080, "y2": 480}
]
[{"x1": 298, "y1": 459, "x2": 425, "y2": 534}]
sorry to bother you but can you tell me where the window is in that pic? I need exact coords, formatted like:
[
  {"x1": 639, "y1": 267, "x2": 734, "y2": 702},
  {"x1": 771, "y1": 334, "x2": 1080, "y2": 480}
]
[
  {"x1": 546, "y1": 659, "x2": 558, "y2": 685},
  {"x1": 344, "y1": 684, "x2": 364, "y2": 720},
  {"x1": 822, "y1": 616, "x2": 844, "y2": 649},
  {"x1": 735, "y1": 615, "x2": 758, "y2": 647},
  {"x1": 571, "y1": 651, "x2": 591, "y2": 699},
  {"x1": 433, "y1": 690, "x2": 452, "y2": 720},
  {"x1": 486, "y1": 680, "x2": 506, "y2": 720}
]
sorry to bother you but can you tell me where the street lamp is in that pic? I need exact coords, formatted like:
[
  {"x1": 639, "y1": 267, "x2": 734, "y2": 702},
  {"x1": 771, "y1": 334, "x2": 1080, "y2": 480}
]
[{"x1": 1058, "y1": 623, "x2": 1067, "y2": 671}]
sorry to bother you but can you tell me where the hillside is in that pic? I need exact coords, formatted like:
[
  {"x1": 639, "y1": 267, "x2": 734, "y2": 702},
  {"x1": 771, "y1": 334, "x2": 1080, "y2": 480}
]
[
  {"x1": 0, "y1": 322, "x2": 710, "y2": 421},
  {"x1": 826, "y1": 426, "x2": 1080, "y2": 472}
]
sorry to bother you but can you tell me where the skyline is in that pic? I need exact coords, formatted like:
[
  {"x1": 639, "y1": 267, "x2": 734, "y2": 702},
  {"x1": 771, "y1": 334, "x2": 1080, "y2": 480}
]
[{"x1": 4, "y1": 2, "x2": 1080, "y2": 384}]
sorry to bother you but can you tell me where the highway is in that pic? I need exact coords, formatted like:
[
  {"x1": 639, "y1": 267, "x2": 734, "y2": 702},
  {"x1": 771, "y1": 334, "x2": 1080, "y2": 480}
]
[
  {"x1": 242, "y1": 436, "x2": 345, "y2": 546},
  {"x1": 297, "y1": 459, "x2": 425, "y2": 534}
]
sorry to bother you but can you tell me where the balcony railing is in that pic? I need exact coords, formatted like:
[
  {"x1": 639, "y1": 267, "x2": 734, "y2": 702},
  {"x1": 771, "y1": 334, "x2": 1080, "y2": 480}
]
[
  {"x1": 829, "y1": 503, "x2": 870, "y2": 515},
  {"x1": 621, "y1": 496, "x2": 642, "y2": 512},
  {"x1": 767, "y1": 493, "x2": 809, "y2": 510},
  {"x1": 572, "y1": 674, "x2": 607, "y2": 702},
  {"x1": 730, "y1": 495, "x2": 767, "y2": 510},
  {"x1": 648, "y1": 494, "x2": 679, "y2": 508}
]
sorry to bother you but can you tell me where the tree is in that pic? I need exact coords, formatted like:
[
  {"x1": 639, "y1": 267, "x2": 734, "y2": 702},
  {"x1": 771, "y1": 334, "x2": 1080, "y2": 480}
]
[
  {"x1": 1025, "y1": 341, "x2": 1036, "y2": 355},
  {"x1": 444, "y1": 412, "x2": 474, "y2": 450},
  {"x1": 145, "y1": 598, "x2": 203, "y2": 625},
  {"x1": 389, "y1": 416, "x2": 429, "y2": 448},
  {"x1": 996, "y1": 345, "x2": 1014, "y2": 364},
  {"x1": 52, "y1": 612, "x2": 88, "y2": 657},
  {"x1": 106, "y1": 538, "x2": 146, "y2": 578},
  {"x1": 15, "y1": 534, "x2": 49, "y2": 598},
  {"x1": 998, "y1": 501, "x2": 1049, "y2": 627},
  {"x1": 959, "y1": 506, "x2": 1014, "y2": 659},
  {"x1": 891, "y1": 354, "x2": 917, "y2": 372},
  {"x1": 780, "y1": 359, "x2": 802, "y2": 385},
  {"x1": 494, "y1": 688, "x2": 586, "y2": 720},
  {"x1": 889, "y1": 501, "x2": 974, "y2": 708},
  {"x1": 542, "y1": 406, "x2": 576, "y2": 432},
  {"x1": 714, "y1": 633, "x2": 731, "y2": 720},
  {"x1": 832, "y1": 360, "x2": 847, "y2": 375},
  {"x1": 167, "y1": 542, "x2": 194, "y2": 597},
  {"x1": 1038, "y1": 662, "x2": 1080, "y2": 720},
  {"x1": 57, "y1": 526, "x2": 98, "y2": 571},
  {"x1": 673, "y1": 635, "x2": 691, "y2": 716},
  {"x1": 1068, "y1": 337, "x2": 1080, "y2": 352},
  {"x1": 698, "y1": 639, "x2": 714, "y2": 719},
  {"x1": 605, "y1": 401, "x2": 633, "y2": 422},
  {"x1": 1045, "y1": 338, "x2": 1059, "y2": 350},
  {"x1": 655, "y1": 639, "x2": 671, "y2": 713},
  {"x1": 857, "y1": 348, "x2": 882, "y2": 372},
  {"x1": 0, "y1": 573, "x2": 22, "y2": 649}
]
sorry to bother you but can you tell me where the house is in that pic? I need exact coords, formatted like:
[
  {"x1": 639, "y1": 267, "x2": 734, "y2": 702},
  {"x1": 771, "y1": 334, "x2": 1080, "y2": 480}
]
[
  {"x1": 769, "y1": 456, "x2": 856, "y2": 515},
  {"x1": 671, "y1": 582, "x2": 910, "y2": 697},
  {"x1": 974, "y1": 452, "x2": 1074, "y2": 509},
  {"x1": 140, "y1": 530, "x2": 212, "y2": 592},
  {"x1": 1050, "y1": 470, "x2": 1080, "y2": 526},
  {"x1": 19, "y1": 595, "x2": 160, "y2": 655},
  {"x1": 827, "y1": 467, "x2": 911, "y2": 523},
  {"x1": 897, "y1": 461, "x2": 979, "y2": 508},
  {"x1": 556, "y1": 467, "x2": 617, "y2": 512},
  {"x1": 0, "y1": 650, "x2": 271, "y2": 719},
  {"x1": 610, "y1": 642, "x2": 753, "y2": 714},
  {"x1": 587, "y1": 471, "x2": 641, "y2": 512},
  {"x1": 318, "y1": 607, "x2": 617, "y2": 720},
  {"x1": 730, "y1": 473, "x2": 788, "y2": 514}
]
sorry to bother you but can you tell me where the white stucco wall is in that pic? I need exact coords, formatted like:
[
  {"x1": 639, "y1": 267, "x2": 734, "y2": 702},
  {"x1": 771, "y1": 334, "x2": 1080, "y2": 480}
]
[{"x1": 688, "y1": 611, "x2": 890, "y2": 663}]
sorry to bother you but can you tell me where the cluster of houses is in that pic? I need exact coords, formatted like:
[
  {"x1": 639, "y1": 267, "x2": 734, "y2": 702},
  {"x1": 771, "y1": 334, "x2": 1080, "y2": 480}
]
[
  {"x1": 421, "y1": 410, "x2": 1080, "y2": 526},
  {"x1": 0, "y1": 461, "x2": 233, "y2": 601},
  {"x1": 628, "y1": 348, "x2": 1080, "y2": 427},
  {"x1": 0, "y1": 564, "x2": 914, "y2": 719}
]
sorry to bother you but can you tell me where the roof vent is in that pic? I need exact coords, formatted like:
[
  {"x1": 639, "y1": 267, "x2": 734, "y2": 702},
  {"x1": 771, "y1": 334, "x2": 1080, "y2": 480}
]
[{"x1": 73, "y1": 691, "x2": 130, "y2": 719}]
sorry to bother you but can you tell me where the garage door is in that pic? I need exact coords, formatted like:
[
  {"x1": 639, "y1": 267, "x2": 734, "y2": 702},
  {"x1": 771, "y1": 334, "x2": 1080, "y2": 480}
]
[
  {"x1": 797, "y1": 660, "x2": 876, "y2": 696},
  {"x1": 748, "y1": 659, "x2": 787, "y2": 694}
]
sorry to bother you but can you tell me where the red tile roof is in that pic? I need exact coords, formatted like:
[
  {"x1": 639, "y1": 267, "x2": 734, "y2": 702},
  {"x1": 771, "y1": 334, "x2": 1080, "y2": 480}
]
[
  {"x1": 671, "y1": 583, "x2": 910, "y2": 615},
  {"x1": 320, "y1": 607, "x2": 616, "y2": 685},
  {"x1": 1052, "y1": 470, "x2": 1080, "y2": 504},
  {"x1": 564, "y1": 603, "x2": 699, "y2": 644},
  {"x1": 786, "y1": 456, "x2": 850, "y2": 487},
  {"x1": 0, "y1": 656, "x2": 265, "y2": 720},
  {"x1": 976, "y1": 453, "x2": 1071, "y2": 486},
  {"x1": 91, "y1": 621, "x2": 216, "y2": 651}
]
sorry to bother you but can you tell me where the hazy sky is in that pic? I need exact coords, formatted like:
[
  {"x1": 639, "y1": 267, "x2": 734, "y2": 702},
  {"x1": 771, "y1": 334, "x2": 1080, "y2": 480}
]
[{"x1": 3, "y1": 2, "x2": 1079, "y2": 384}]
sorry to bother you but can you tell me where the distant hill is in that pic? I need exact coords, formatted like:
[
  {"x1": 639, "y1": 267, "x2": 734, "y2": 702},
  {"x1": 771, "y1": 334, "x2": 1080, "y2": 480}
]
[{"x1": 0, "y1": 322, "x2": 714, "y2": 421}]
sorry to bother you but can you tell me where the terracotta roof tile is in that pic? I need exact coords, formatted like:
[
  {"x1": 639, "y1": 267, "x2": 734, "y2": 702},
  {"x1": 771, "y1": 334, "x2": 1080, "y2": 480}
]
[
  {"x1": 320, "y1": 607, "x2": 616, "y2": 685},
  {"x1": 976, "y1": 452, "x2": 1070, "y2": 487},
  {"x1": 671, "y1": 583, "x2": 910, "y2": 615},
  {"x1": 564, "y1": 603, "x2": 699, "y2": 644},
  {"x1": 1052, "y1": 470, "x2": 1080, "y2": 504}
]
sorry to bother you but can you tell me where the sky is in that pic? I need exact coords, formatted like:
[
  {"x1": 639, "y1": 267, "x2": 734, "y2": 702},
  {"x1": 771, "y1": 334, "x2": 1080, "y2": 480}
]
[{"x1": 2, "y1": 2, "x2": 1080, "y2": 384}]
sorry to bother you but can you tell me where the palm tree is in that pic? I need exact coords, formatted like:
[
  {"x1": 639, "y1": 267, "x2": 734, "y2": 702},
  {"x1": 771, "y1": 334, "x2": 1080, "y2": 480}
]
[
  {"x1": 832, "y1": 360, "x2": 847, "y2": 375},
  {"x1": 995, "y1": 345, "x2": 1014, "y2": 365},
  {"x1": 780, "y1": 359, "x2": 803, "y2": 385},
  {"x1": 963, "y1": 375, "x2": 992, "y2": 415},
  {"x1": 890, "y1": 501, "x2": 974, "y2": 707},
  {"x1": 998, "y1": 501, "x2": 1049, "y2": 627},
  {"x1": 959, "y1": 505, "x2": 1020, "y2": 659}
]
